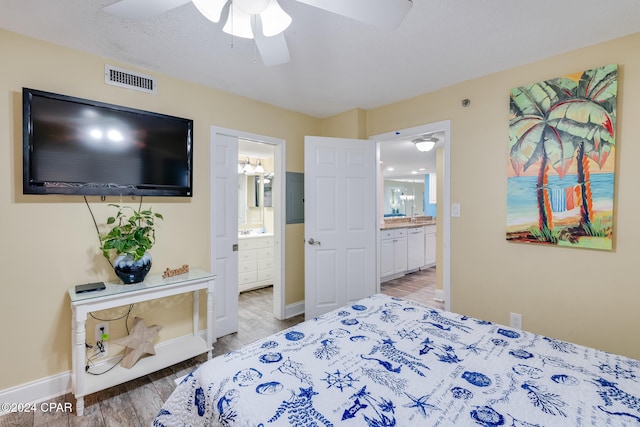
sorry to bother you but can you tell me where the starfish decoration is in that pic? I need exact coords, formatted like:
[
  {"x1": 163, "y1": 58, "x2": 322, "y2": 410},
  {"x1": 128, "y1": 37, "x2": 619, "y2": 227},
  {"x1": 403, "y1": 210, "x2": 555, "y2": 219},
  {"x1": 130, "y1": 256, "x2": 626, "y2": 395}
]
[
  {"x1": 112, "y1": 317, "x2": 162, "y2": 368},
  {"x1": 404, "y1": 392, "x2": 438, "y2": 417}
]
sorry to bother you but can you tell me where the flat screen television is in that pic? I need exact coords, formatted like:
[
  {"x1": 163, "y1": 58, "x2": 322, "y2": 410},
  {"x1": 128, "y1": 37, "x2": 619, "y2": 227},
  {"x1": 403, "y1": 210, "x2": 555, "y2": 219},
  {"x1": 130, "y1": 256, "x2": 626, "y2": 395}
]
[{"x1": 23, "y1": 88, "x2": 193, "y2": 197}]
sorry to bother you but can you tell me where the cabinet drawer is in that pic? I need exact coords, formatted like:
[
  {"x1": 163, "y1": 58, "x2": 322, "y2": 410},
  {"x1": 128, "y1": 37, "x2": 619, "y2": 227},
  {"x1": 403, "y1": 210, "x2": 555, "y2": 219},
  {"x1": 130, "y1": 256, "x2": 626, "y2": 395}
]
[
  {"x1": 257, "y1": 269, "x2": 274, "y2": 281},
  {"x1": 380, "y1": 230, "x2": 394, "y2": 239},
  {"x1": 258, "y1": 247, "x2": 273, "y2": 258},
  {"x1": 395, "y1": 228, "x2": 407, "y2": 237},
  {"x1": 239, "y1": 271, "x2": 258, "y2": 284},
  {"x1": 239, "y1": 236, "x2": 274, "y2": 250},
  {"x1": 239, "y1": 260, "x2": 257, "y2": 273},
  {"x1": 257, "y1": 257, "x2": 273, "y2": 270},
  {"x1": 238, "y1": 249, "x2": 258, "y2": 262}
]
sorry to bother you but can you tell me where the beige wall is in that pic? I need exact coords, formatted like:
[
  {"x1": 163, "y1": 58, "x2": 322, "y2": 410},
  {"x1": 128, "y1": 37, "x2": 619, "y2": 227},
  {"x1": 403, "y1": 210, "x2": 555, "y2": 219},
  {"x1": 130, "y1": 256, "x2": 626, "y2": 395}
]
[
  {"x1": 366, "y1": 33, "x2": 640, "y2": 360},
  {"x1": 2, "y1": 26, "x2": 639, "y2": 394},
  {"x1": 0, "y1": 29, "x2": 316, "y2": 390}
]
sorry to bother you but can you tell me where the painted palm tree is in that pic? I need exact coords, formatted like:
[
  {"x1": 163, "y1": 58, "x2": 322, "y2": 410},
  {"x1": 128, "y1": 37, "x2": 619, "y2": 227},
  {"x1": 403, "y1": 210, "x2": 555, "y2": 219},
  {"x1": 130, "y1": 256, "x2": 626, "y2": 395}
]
[
  {"x1": 509, "y1": 64, "x2": 617, "y2": 242},
  {"x1": 546, "y1": 64, "x2": 617, "y2": 233},
  {"x1": 509, "y1": 81, "x2": 574, "y2": 238}
]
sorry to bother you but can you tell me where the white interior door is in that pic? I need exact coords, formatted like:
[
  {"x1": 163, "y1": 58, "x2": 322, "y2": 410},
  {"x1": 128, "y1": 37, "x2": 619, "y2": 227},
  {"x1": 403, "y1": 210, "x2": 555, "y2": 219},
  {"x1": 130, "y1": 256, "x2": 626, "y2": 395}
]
[
  {"x1": 304, "y1": 136, "x2": 378, "y2": 319},
  {"x1": 211, "y1": 132, "x2": 239, "y2": 337}
]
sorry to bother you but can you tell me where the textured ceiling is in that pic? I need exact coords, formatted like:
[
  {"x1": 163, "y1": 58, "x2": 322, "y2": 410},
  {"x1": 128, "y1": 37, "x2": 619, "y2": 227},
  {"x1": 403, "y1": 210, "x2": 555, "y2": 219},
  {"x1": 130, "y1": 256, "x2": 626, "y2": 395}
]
[{"x1": 1, "y1": 0, "x2": 639, "y2": 120}]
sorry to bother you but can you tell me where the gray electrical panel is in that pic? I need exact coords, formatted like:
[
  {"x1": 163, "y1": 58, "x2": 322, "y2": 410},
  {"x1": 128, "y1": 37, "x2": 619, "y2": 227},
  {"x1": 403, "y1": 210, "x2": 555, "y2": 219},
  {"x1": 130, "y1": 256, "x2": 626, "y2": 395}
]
[{"x1": 286, "y1": 172, "x2": 304, "y2": 224}]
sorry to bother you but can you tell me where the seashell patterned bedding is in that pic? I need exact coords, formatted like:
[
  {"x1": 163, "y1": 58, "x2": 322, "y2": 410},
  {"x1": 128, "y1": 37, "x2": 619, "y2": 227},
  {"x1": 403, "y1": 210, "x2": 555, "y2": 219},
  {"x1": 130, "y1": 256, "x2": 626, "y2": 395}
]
[{"x1": 154, "y1": 293, "x2": 640, "y2": 426}]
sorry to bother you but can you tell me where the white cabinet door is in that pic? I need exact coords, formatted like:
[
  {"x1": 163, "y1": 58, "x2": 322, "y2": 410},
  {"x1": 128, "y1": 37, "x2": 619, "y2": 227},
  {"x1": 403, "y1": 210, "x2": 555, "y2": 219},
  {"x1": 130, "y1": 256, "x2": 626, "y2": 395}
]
[
  {"x1": 424, "y1": 225, "x2": 436, "y2": 267},
  {"x1": 380, "y1": 237, "x2": 395, "y2": 278},
  {"x1": 407, "y1": 227, "x2": 424, "y2": 271},
  {"x1": 394, "y1": 235, "x2": 407, "y2": 274}
]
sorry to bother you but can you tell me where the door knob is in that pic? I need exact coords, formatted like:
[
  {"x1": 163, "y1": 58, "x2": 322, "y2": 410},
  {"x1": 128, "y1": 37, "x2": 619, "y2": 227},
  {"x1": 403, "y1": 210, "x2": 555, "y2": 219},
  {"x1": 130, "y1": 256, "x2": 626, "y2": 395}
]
[{"x1": 308, "y1": 238, "x2": 321, "y2": 246}]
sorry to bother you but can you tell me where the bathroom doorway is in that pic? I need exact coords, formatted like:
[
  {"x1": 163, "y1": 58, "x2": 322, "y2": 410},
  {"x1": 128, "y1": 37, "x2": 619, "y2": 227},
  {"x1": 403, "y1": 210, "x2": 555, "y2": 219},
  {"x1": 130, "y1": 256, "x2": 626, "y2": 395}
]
[
  {"x1": 211, "y1": 126, "x2": 286, "y2": 338},
  {"x1": 238, "y1": 139, "x2": 279, "y2": 320}
]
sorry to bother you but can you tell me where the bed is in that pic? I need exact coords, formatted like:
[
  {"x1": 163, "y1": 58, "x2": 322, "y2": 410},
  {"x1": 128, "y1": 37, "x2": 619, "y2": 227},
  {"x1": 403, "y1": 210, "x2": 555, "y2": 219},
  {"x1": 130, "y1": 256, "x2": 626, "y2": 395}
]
[{"x1": 153, "y1": 293, "x2": 640, "y2": 426}]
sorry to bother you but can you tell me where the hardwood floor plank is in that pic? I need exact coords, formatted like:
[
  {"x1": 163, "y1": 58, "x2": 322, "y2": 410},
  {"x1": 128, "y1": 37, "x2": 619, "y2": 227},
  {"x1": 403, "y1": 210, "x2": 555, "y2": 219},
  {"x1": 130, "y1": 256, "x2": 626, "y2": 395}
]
[
  {"x1": 381, "y1": 267, "x2": 443, "y2": 310},
  {"x1": 123, "y1": 377, "x2": 165, "y2": 426},
  {"x1": 97, "y1": 385, "x2": 140, "y2": 427},
  {"x1": 33, "y1": 394, "x2": 70, "y2": 427}
]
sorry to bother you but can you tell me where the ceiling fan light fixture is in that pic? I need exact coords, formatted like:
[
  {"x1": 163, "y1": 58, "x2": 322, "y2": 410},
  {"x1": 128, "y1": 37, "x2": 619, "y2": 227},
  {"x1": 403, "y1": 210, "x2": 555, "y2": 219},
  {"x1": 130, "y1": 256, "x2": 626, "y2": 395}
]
[
  {"x1": 192, "y1": 0, "x2": 227, "y2": 23},
  {"x1": 260, "y1": 0, "x2": 292, "y2": 37},
  {"x1": 223, "y1": 3, "x2": 255, "y2": 38},
  {"x1": 235, "y1": 0, "x2": 270, "y2": 15}
]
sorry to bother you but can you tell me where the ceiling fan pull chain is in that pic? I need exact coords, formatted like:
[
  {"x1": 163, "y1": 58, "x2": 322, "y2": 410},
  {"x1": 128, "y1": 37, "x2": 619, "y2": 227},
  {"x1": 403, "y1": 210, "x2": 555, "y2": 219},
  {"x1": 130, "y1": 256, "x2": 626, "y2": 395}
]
[
  {"x1": 253, "y1": 15, "x2": 258, "y2": 63},
  {"x1": 230, "y1": 1, "x2": 235, "y2": 48}
]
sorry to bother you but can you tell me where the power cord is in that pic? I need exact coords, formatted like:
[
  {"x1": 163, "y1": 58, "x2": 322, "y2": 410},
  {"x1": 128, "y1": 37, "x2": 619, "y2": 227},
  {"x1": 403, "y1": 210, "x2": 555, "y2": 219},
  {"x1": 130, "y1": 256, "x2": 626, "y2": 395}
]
[{"x1": 84, "y1": 304, "x2": 134, "y2": 375}]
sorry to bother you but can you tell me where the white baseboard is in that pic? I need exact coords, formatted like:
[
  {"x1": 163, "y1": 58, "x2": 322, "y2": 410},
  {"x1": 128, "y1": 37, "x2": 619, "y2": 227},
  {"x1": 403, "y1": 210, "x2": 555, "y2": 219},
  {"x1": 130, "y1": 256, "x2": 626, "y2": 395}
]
[
  {"x1": 434, "y1": 289, "x2": 445, "y2": 303},
  {"x1": 0, "y1": 371, "x2": 71, "y2": 415},
  {"x1": 285, "y1": 300, "x2": 304, "y2": 319}
]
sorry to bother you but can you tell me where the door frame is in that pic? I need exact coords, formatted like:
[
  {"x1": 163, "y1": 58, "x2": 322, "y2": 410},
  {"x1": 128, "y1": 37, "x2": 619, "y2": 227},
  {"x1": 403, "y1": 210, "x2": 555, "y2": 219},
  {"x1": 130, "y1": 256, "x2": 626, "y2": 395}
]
[
  {"x1": 210, "y1": 126, "x2": 287, "y2": 320},
  {"x1": 370, "y1": 120, "x2": 451, "y2": 311}
]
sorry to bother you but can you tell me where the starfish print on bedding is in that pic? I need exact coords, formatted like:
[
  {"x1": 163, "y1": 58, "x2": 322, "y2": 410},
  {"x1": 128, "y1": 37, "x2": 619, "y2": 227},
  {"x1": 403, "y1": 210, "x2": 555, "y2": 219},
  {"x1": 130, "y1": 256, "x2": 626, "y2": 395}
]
[{"x1": 404, "y1": 392, "x2": 438, "y2": 418}]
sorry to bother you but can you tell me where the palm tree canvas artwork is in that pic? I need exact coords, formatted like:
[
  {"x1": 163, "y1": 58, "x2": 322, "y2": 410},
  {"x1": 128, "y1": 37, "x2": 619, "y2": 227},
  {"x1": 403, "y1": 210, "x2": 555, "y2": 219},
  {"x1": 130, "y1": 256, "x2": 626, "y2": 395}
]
[{"x1": 507, "y1": 64, "x2": 617, "y2": 250}]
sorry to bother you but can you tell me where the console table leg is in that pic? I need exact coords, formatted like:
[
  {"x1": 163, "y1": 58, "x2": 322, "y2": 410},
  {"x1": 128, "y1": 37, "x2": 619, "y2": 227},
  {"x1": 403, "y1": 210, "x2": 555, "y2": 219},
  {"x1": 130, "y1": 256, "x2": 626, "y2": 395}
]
[
  {"x1": 206, "y1": 278, "x2": 215, "y2": 359},
  {"x1": 72, "y1": 308, "x2": 87, "y2": 416},
  {"x1": 76, "y1": 396, "x2": 84, "y2": 416}
]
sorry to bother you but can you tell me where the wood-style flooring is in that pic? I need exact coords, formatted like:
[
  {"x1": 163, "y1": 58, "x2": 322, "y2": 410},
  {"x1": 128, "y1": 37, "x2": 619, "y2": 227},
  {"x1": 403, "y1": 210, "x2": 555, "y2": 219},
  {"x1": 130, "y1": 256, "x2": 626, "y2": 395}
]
[
  {"x1": 381, "y1": 267, "x2": 444, "y2": 310},
  {"x1": 0, "y1": 269, "x2": 440, "y2": 427}
]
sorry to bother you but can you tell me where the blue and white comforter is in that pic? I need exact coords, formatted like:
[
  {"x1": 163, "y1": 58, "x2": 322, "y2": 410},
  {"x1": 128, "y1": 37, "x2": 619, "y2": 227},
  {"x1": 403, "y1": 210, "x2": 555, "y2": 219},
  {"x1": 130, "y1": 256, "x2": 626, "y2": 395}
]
[{"x1": 154, "y1": 294, "x2": 640, "y2": 426}]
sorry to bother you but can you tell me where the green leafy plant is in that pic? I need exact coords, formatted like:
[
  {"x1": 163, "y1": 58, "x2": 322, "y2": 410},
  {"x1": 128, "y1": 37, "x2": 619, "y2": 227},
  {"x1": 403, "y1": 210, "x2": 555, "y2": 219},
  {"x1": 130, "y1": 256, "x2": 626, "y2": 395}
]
[{"x1": 100, "y1": 204, "x2": 163, "y2": 261}]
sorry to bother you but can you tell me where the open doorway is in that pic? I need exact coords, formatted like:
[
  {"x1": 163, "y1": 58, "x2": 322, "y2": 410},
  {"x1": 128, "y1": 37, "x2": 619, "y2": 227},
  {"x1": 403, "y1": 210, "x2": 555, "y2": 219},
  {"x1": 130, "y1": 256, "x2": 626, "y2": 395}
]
[
  {"x1": 371, "y1": 120, "x2": 451, "y2": 311},
  {"x1": 237, "y1": 139, "x2": 278, "y2": 323},
  {"x1": 211, "y1": 127, "x2": 286, "y2": 339}
]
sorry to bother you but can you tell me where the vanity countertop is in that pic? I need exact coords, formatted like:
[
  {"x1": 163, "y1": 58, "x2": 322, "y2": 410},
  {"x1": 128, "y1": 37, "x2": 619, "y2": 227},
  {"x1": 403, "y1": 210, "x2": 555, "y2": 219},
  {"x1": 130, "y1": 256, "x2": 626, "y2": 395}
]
[
  {"x1": 238, "y1": 232, "x2": 274, "y2": 239},
  {"x1": 380, "y1": 219, "x2": 436, "y2": 230}
]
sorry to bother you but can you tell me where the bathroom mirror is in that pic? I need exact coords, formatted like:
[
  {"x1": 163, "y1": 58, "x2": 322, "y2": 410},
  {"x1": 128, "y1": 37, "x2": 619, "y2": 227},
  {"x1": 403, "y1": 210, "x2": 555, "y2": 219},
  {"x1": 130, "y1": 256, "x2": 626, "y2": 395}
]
[
  {"x1": 239, "y1": 175, "x2": 264, "y2": 225},
  {"x1": 383, "y1": 179, "x2": 425, "y2": 217}
]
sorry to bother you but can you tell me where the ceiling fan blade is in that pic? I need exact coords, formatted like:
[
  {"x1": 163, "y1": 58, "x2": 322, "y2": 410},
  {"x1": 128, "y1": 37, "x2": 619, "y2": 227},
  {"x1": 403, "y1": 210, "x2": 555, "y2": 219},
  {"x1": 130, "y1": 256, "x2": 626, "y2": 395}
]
[
  {"x1": 192, "y1": 0, "x2": 228, "y2": 23},
  {"x1": 104, "y1": 0, "x2": 191, "y2": 20},
  {"x1": 254, "y1": 31, "x2": 291, "y2": 66},
  {"x1": 295, "y1": 0, "x2": 412, "y2": 30}
]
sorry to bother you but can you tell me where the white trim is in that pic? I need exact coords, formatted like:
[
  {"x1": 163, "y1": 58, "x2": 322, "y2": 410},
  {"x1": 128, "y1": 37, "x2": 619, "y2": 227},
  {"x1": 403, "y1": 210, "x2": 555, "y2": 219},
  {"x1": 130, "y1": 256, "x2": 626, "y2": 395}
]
[
  {"x1": 0, "y1": 372, "x2": 71, "y2": 414},
  {"x1": 284, "y1": 300, "x2": 304, "y2": 319},
  {"x1": 371, "y1": 120, "x2": 452, "y2": 312}
]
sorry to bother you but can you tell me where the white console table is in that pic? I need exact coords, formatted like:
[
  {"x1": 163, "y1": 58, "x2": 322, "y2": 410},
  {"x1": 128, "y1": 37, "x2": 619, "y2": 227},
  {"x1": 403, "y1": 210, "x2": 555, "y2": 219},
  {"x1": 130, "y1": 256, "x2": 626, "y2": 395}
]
[{"x1": 68, "y1": 269, "x2": 215, "y2": 416}]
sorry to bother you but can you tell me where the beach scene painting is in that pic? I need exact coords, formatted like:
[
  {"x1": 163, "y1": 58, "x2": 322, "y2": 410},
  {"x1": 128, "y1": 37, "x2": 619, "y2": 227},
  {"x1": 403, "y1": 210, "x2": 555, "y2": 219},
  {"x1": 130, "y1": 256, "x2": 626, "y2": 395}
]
[{"x1": 507, "y1": 64, "x2": 617, "y2": 250}]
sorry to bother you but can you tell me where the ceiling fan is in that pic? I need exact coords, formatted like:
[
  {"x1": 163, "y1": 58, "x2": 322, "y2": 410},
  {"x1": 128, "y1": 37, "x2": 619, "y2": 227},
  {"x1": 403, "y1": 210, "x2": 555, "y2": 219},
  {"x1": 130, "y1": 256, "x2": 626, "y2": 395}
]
[{"x1": 103, "y1": 0, "x2": 413, "y2": 66}]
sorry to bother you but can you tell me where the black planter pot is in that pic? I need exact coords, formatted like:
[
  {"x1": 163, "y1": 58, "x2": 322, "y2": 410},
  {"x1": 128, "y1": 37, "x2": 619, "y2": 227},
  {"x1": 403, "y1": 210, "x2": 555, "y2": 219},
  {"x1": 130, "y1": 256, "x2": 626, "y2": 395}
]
[{"x1": 113, "y1": 252, "x2": 152, "y2": 284}]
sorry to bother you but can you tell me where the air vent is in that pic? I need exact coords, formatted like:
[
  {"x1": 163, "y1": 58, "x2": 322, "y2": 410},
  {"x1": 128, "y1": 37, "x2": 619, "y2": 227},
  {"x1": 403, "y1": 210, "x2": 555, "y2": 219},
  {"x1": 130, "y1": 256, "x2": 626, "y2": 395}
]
[{"x1": 104, "y1": 65, "x2": 157, "y2": 94}]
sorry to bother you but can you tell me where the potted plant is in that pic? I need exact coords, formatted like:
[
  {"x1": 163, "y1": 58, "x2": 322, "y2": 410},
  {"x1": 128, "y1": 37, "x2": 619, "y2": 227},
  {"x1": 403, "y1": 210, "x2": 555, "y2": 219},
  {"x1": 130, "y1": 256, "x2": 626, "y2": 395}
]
[{"x1": 100, "y1": 204, "x2": 163, "y2": 284}]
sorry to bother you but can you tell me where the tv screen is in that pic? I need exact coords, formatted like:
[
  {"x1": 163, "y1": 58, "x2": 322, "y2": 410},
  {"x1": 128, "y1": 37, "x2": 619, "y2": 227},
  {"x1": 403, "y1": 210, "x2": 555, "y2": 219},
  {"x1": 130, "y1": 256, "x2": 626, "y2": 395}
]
[{"x1": 23, "y1": 88, "x2": 193, "y2": 197}]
